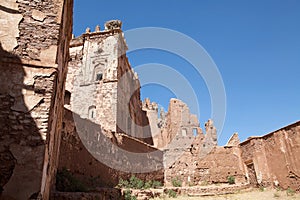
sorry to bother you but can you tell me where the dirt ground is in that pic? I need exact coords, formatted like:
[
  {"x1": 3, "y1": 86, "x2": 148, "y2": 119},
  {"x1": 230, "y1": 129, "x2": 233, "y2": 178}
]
[{"x1": 151, "y1": 188, "x2": 300, "y2": 200}]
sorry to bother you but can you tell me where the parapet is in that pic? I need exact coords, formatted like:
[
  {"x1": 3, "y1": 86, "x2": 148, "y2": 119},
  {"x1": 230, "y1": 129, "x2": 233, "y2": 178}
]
[{"x1": 70, "y1": 20, "x2": 125, "y2": 48}]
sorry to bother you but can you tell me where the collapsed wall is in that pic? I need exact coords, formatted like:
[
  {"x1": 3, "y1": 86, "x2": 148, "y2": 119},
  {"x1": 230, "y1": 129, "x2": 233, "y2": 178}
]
[
  {"x1": 0, "y1": 0, "x2": 73, "y2": 199},
  {"x1": 143, "y1": 98, "x2": 227, "y2": 186}
]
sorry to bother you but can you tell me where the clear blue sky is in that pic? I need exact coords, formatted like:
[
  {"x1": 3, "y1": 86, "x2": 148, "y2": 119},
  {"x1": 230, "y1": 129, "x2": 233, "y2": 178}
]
[{"x1": 73, "y1": 0, "x2": 300, "y2": 145}]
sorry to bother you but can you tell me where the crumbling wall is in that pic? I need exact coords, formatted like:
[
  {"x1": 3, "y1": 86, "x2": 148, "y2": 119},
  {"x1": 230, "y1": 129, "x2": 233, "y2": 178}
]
[
  {"x1": 164, "y1": 134, "x2": 204, "y2": 186},
  {"x1": 226, "y1": 132, "x2": 240, "y2": 147},
  {"x1": 240, "y1": 121, "x2": 300, "y2": 191},
  {"x1": 0, "y1": 0, "x2": 73, "y2": 199},
  {"x1": 142, "y1": 98, "x2": 224, "y2": 187},
  {"x1": 155, "y1": 98, "x2": 201, "y2": 149},
  {"x1": 117, "y1": 55, "x2": 153, "y2": 144},
  {"x1": 58, "y1": 109, "x2": 164, "y2": 188},
  {"x1": 198, "y1": 119, "x2": 218, "y2": 158},
  {"x1": 240, "y1": 137, "x2": 270, "y2": 186},
  {"x1": 195, "y1": 146, "x2": 246, "y2": 185},
  {"x1": 159, "y1": 99, "x2": 216, "y2": 186},
  {"x1": 142, "y1": 98, "x2": 162, "y2": 147}
]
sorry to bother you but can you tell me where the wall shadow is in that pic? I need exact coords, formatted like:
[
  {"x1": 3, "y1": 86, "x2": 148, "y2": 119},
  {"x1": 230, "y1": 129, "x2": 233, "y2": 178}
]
[
  {"x1": 0, "y1": 43, "x2": 44, "y2": 199},
  {"x1": 58, "y1": 107, "x2": 164, "y2": 190}
]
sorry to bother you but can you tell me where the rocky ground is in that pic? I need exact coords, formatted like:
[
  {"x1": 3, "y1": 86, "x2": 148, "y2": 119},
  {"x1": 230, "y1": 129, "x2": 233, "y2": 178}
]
[{"x1": 151, "y1": 188, "x2": 300, "y2": 200}]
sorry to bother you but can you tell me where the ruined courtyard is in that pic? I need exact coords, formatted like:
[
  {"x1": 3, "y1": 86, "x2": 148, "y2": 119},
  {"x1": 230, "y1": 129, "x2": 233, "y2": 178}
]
[{"x1": 0, "y1": 0, "x2": 300, "y2": 200}]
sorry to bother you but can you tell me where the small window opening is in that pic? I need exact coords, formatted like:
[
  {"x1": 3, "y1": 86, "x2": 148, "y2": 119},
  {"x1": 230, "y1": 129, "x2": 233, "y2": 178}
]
[
  {"x1": 182, "y1": 128, "x2": 187, "y2": 137},
  {"x1": 193, "y1": 128, "x2": 198, "y2": 137},
  {"x1": 88, "y1": 106, "x2": 96, "y2": 119},
  {"x1": 96, "y1": 73, "x2": 103, "y2": 81},
  {"x1": 64, "y1": 90, "x2": 71, "y2": 105}
]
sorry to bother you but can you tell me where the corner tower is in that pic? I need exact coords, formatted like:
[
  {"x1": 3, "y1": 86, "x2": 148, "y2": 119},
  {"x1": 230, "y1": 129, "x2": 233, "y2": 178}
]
[{"x1": 66, "y1": 20, "x2": 152, "y2": 144}]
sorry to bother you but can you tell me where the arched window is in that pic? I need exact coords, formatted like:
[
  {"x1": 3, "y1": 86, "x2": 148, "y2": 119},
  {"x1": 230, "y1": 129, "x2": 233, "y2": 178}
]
[
  {"x1": 181, "y1": 128, "x2": 187, "y2": 137},
  {"x1": 193, "y1": 128, "x2": 198, "y2": 137},
  {"x1": 88, "y1": 106, "x2": 96, "y2": 119},
  {"x1": 96, "y1": 73, "x2": 103, "y2": 81}
]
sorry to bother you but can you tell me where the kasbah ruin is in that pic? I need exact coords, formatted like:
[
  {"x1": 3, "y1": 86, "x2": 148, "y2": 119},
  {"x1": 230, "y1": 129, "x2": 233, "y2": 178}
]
[{"x1": 0, "y1": 0, "x2": 299, "y2": 200}]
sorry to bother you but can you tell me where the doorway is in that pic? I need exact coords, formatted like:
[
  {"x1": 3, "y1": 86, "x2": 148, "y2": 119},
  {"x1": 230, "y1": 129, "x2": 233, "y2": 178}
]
[{"x1": 246, "y1": 163, "x2": 258, "y2": 186}]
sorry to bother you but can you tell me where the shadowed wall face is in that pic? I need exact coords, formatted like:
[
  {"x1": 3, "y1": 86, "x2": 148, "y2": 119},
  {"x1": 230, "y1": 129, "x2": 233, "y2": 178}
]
[{"x1": 0, "y1": 0, "x2": 73, "y2": 199}]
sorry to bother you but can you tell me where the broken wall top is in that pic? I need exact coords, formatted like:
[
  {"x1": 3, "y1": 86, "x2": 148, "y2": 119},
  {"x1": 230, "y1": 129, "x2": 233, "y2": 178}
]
[{"x1": 0, "y1": 0, "x2": 68, "y2": 67}]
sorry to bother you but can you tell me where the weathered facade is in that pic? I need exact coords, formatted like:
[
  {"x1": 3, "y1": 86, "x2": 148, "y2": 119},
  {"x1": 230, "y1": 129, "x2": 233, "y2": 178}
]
[
  {"x1": 60, "y1": 21, "x2": 300, "y2": 193},
  {"x1": 240, "y1": 121, "x2": 300, "y2": 191},
  {"x1": 178, "y1": 121, "x2": 300, "y2": 190},
  {"x1": 58, "y1": 22, "x2": 164, "y2": 189},
  {"x1": 66, "y1": 22, "x2": 152, "y2": 144},
  {"x1": 194, "y1": 146, "x2": 246, "y2": 185},
  {"x1": 58, "y1": 108, "x2": 164, "y2": 188},
  {"x1": 142, "y1": 98, "x2": 221, "y2": 186},
  {"x1": 59, "y1": 23, "x2": 220, "y2": 189},
  {"x1": 0, "y1": 0, "x2": 73, "y2": 199}
]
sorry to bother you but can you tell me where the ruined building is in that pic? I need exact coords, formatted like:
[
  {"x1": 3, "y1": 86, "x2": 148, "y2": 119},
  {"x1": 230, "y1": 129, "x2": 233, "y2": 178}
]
[
  {"x1": 0, "y1": 1, "x2": 299, "y2": 199},
  {"x1": 58, "y1": 20, "x2": 164, "y2": 188},
  {"x1": 58, "y1": 20, "x2": 225, "y2": 189},
  {"x1": 58, "y1": 21, "x2": 300, "y2": 193}
]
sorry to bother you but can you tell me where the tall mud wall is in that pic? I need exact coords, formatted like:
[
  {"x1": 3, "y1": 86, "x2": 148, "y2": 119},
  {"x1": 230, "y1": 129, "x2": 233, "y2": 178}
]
[
  {"x1": 0, "y1": 0, "x2": 73, "y2": 199},
  {"x1": 58, "y1": 108, "x2": 164, "y2": 188}
]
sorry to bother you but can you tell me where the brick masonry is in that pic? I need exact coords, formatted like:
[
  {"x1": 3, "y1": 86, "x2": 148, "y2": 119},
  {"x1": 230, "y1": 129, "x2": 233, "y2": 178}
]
[{"x1": 0, "y1": 0, "x2": 73, "y2": 199}]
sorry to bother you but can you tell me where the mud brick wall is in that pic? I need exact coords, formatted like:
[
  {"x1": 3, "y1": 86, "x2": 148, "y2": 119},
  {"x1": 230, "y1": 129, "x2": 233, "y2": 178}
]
[
  {"x1": 66, "y1": 28, "x2": 153, "y2": 144},
  {"x1": 58, "y1": 109, "x2": 164, "y2": 189},
  {"x1": 194, "y1": 146, "x2": 246, "y2": 185},
  {"x1": 0, "y1": 0, "x2": 73, "y2": 199},
  {"x1": 240, "y1": 121, "x2": 300, "y2": 191},
  {"x1": 164, "y1": 138, "x2": 204, "y2": 187},
  {"x1": 117, "y1": 54, "x2": 153, "y2": 145}
]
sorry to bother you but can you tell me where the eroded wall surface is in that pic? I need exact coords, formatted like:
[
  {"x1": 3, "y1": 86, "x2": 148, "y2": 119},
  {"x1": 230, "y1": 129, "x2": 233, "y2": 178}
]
[
  {"x1": 59, "y1": 23, "x2": 162, "y2": 188},
  {"x1": 61, "y1": 19, "x2": 300, "y2": 192},
  {"x1": 117, "y1": 54, "x2": 153, "y2": 144},
  {"x1": 240, "y1": 121, "x2": 300, "y2": 190},
  {"x1": 67, "y1": 31, "x2": 120, "y2": 132},
  {"x1": 0, "y1": 0, "x2": 73, "y2": 199},
  {"x1": 66, "y1": 25, "x2": 152, "y2": 144},
  {"x1": 195, "y1": 146, "x2": 246, "y2": 184},
  {"x1": 144, "y1": 99, "x2": 221, "y2": 186},
  {"x1": 58, "y1": 108, "x2": 164, "y2": 188},
  {"x1": 152, "y1": 98, "x2": 202, "y2": 150}
]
